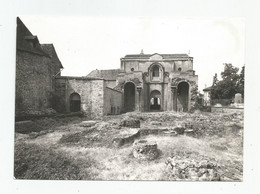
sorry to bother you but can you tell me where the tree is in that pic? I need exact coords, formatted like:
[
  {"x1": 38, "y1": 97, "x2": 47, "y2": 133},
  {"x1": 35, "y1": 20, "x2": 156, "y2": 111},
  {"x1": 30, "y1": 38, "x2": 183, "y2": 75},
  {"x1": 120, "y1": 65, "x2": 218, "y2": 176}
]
[
  {"x1": 221, "y1": 63, "x2": 239, "y2": 81},
  {"x1": 237, "y1": 65, "x2": 245, "y2": 97},
  {"x1": 210, "y1": 73, "x2": 219, "y2": 99},
  {"x1": 211, "y1": 63, "x2": 243, "y2": 100}
]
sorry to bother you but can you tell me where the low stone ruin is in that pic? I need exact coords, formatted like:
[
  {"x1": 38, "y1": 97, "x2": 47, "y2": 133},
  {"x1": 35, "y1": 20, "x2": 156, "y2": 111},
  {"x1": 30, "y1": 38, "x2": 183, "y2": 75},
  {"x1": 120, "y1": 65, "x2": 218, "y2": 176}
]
[
  {"x1": 133, "y1": 139, "x2": 158, "y2": 160},
  {"x1": 112, "y1": 128, "x2": 140, "y2": 147},
  {"x1": 120, "y1": 117, "x2": 140, "y2": 128}
]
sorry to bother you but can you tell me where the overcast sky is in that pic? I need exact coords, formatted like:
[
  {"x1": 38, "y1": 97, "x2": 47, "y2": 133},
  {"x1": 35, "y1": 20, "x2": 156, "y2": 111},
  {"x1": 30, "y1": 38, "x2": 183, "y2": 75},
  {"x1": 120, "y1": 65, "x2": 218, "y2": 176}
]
[{"x1": 21, "y1": 16, "x2": 245, "y2": 92}]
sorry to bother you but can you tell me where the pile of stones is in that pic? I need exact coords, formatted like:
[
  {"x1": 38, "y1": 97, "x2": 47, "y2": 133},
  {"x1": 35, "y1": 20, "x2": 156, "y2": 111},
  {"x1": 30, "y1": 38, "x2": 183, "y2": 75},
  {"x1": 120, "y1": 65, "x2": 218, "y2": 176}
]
[{"x1": 164, "y1": 151, "x2": 221, "y2": 181}]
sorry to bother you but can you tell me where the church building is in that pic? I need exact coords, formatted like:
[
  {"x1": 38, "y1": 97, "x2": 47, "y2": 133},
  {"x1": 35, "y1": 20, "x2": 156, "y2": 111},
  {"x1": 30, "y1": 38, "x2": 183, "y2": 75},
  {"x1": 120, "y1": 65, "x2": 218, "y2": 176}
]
[{"x1": 87, "y1": 51, "x2": 198, "y2": 113}]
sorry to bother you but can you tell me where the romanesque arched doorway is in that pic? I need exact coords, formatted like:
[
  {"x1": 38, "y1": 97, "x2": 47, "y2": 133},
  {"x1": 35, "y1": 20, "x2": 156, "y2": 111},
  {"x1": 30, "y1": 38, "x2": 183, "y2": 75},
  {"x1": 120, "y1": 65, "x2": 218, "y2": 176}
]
[
  {"x1": 70, "y1": 92, "x2": 81, "y2": 112},
  {"x1": 150, "y1": 90, "x2": 161, "y2": 111},
  {"x1": 124, "y1": 82, "x2": 135, "y2": 112},
  {"x1": 177, "y1": 82, "x2": 189, "y2": 112}
]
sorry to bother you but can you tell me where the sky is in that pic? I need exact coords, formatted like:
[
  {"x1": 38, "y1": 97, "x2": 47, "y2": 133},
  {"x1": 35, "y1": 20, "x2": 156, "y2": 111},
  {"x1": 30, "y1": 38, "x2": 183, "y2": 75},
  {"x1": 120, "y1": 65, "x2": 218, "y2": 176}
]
[{"x1": 21, "y1": 16, "x2": 245, "y2": 92}]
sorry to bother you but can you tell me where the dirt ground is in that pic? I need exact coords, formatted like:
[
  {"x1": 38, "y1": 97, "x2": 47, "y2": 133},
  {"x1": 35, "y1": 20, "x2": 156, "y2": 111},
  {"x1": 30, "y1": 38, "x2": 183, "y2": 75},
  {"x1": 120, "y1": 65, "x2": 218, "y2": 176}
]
[{"x1": 14, "y1": 111, "x2": 243, "y2": 181}]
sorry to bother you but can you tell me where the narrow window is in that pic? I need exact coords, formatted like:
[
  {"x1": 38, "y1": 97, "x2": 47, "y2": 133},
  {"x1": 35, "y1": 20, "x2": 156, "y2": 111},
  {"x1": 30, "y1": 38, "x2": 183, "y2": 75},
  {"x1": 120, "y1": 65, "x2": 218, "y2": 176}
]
[{"x1": 152, "y1": 66, "x2": 159, "y2": 77}]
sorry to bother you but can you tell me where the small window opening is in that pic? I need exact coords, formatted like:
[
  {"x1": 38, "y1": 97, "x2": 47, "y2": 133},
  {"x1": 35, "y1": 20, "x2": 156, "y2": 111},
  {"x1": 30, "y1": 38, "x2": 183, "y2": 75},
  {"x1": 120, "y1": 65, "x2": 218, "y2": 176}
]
[{"x1": 152, "y1": 66, "x2": 159, "y2": 77}]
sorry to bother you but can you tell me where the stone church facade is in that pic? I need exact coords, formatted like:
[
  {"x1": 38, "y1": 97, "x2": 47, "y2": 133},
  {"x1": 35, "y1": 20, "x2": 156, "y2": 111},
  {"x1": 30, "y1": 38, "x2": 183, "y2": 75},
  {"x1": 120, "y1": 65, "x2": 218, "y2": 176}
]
[
  {"x1": 88, "y1": 52, "x2": 198, "y2": 113},
  {"x1": 16, "y1": 18, "x2": 198, "y2": 119}
]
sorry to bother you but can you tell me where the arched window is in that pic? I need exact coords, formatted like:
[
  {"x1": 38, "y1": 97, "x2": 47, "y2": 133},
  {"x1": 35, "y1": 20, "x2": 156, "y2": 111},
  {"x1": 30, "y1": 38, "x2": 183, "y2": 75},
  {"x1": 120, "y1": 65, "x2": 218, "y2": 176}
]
[{"x1": 152, "y1": 66, "x2": 159, "y2": 77}]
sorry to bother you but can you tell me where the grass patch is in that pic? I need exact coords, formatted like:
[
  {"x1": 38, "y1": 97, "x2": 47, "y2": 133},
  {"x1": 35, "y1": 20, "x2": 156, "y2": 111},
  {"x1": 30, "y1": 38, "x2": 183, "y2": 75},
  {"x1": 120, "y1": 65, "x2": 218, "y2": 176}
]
[{"x1": 14, "y1": 142, "x2": 97, "y2": 180}]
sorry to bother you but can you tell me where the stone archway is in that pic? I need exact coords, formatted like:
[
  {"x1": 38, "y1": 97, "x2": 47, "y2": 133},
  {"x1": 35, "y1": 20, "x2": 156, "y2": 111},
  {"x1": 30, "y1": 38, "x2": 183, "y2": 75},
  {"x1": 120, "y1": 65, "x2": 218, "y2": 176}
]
[
  {"x1": 148, "y1": 63, "x2": 164, "y2": 81},
  {"x1": 150, "y1": 90, "x2": 161, "y2": 111},
  {"x1": 70, "y1": 92, "x2": 81, "y2": 112},
  {"x1": 177, "y1": 82, "x2": 189, "y2": 112},
  {"x1": 124, "y1": 82, "x2": 135, "y2": 112}
]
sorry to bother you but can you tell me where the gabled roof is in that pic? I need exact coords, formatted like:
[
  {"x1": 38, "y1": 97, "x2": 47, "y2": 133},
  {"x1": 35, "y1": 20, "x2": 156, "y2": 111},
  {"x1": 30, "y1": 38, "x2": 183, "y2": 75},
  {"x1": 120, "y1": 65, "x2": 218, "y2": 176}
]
[
  {"x1": 122, "y1": 53, "x2": 190, "y2": 60},
  {"x1": 87, "y1": 69, "x2": 122, "y2": 81},
  {"x1": 41, "y1": 44, "x2": 63, "y2": 68},
  {"x1": 16, "y1": 17, "x2": 49, "y2": 57}
]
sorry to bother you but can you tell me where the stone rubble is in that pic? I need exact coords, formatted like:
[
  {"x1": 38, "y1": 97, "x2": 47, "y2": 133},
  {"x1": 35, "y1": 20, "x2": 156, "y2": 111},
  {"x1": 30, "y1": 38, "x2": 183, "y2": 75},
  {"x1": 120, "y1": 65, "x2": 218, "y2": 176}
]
[{"x1": 164, "y1": 151, "x2": 221, "y2": 181}]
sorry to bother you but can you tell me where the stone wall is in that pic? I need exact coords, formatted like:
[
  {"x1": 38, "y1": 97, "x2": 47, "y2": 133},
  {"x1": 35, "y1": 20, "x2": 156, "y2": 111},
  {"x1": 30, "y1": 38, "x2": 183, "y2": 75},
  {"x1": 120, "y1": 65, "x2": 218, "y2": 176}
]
[
  {"x1": 105, "y1": 80, "x2": 116, "y2": 88},
  {"x1": 104, "y1": 87, "x2": 123, "y2": 115},
  {"x1": 54, "y1": 77, "x2": 105, "y2": 119},
  {"x1": 15, "y1": 51, "x2": 60, "y2": 115},
  {"x1": 116, "y1": 71, "x2": 143, "y2": 89}
]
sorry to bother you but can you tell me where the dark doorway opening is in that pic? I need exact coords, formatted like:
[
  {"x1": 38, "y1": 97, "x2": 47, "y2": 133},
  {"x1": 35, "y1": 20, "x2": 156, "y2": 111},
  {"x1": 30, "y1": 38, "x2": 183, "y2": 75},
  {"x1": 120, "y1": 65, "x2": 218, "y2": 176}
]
[
  {"x1": 70, "y1": 93, "x2": 81, "y2": 112},
  {"x1": 150, "y1": 90, "x2": 161, "y2": 111},
  {"x1": 124, "y1": 82, "x2": 135, "y2": 112},
  {"x1": 150, "y1": 97, "x2": 161, "y2": 110},
  {"x1": 177, "y1": 82, "x2": 189, "y2": 112}
]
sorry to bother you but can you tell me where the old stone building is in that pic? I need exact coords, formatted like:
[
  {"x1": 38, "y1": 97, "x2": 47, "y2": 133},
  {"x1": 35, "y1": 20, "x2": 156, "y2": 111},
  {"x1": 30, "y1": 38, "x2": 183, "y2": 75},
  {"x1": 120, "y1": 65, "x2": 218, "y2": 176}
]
[
  {"x1": 54, "y1": 76, "x2": 122, "y2": 118},
  {"x1": 16, "y1": 18, "x2": 198, "y2": 119},
  {"x1": 16, "y1": 17, "x2": 63, "y2": 116}
]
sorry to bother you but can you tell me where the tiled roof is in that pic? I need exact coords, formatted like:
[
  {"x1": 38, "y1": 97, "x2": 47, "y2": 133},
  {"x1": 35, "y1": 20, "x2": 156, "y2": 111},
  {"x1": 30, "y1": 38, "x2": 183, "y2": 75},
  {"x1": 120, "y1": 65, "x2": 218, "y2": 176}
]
[
  {"x1": 87, "y1": 69, "x2": 122, "y2": 80},
  {"x1": 41, "y1": 44, "x2": 63, "y2": 68},
  {"x1": 16, "y1": 17, "x2": 49, "y2": 57},
  {"x1": 123, "y1": 53, "x2": 190, "y2": 59}
]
